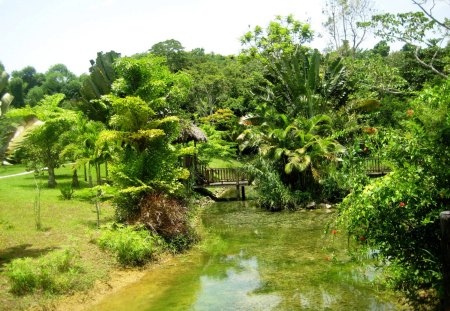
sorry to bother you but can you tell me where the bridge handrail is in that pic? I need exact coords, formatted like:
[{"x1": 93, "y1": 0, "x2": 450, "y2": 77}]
[{"x1": 196, "y1": 165, "x2": 247, "y2": 185}]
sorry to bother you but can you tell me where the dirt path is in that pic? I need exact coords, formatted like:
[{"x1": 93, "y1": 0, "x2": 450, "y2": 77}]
[{"x1": 0, "y1": 171, "x2": 34, "y2": 179}]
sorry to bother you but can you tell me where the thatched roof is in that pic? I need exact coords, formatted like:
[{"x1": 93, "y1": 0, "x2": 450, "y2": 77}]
[{"x1": 176, "y1": 122, "x2": 207, "y2": 143}]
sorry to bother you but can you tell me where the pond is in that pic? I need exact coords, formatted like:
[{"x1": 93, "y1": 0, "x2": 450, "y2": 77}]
[{"x1": 89, "y1": 201, "x2": 403, "y2": 310}]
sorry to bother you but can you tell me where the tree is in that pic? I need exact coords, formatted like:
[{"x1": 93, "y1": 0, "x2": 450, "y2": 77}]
[
  {"x1": 338, "y1": 79, "x2": 450, "y2": 305},
  {"x1": 97, "y1": 95, "x2": 186, "y2": 220},
  {"x1": 241, "y1": 16, "x2": 346, "y2": 119},
  {"x1": 241, "y1": 15, "x2": 314, "y2": 62},
  {"x1": 149, "y1": 39, "x2": 187, "y2": 72},
  {"x1": 8, "y1": 77, "x2": 25, "y2": 108},
  {"x1": 372, "y1": 4, "x2": 449, "y2": 79},
  {"x1": 345, "y1": 52, "x2": 408, "y2": 99},
  {"x1": 113, "y1": 54, "x2": 191, "y2": 116},
  {"x1": 322, "y1": 0, "x2": 375, "y2": 54},
  {"x1": 79, "y1": 51, "x2": 121, "y2": 122},
  {"x1": 7, "y1": 94, "x2": 77, "y2": 187},
  {"x1": 0, "y1": 65, "x2": 14, "y2": 116},
  {"x1": 41, "y1": 64, "x2": 82, "y2": 99},
  {"x1": 60, "y1": 118, "x2": 106, "y2": 187}
]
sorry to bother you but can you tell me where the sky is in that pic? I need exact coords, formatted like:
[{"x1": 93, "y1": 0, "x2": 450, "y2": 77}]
[{"x1": 0, "y1": 0, "x2": 446, "y2": 75}]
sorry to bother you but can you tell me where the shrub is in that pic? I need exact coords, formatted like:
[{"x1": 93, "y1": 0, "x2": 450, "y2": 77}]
[
  {"x1": 338, "y1": 80, "x2": 450, "y2": 305},
  {"x1": 97, "y1": 224, "x2": 156, "y2": 266},
  {"x1": 137, "y1": 192, "x2": 197, "y2": 251},
  {"x1": 5, "y1": 249, "x2": 85, "y2": 295},
  {"x1": 59, "y1": 183, "x2": 74, "y2": 200},
  {"x1": 245, "y1": 157, "x2": 304, "y2": 211}
]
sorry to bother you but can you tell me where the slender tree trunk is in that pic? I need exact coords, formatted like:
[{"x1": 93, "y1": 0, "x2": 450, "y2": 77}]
[
  {"x1": 72, "y1": 169, "x2": 79, "y2": 188},
  {"x1": 105, "y1": 161, "x2": 108, "y2": 178},
  {"x1": 88, "y1": 163, "x2": 93, "y2": 187},
  {"x1": 47, "y1": 166, "x2": 57, "y2": 188},
  {"x1": 84, "y1": 163, "x2": 87, "y2": 182},
  {"x1": 441, "y1": 211, "x2": 450, "y2": 310},
  {"x1": 96, "y1": 163, "x2": 101, "y2": 185}
]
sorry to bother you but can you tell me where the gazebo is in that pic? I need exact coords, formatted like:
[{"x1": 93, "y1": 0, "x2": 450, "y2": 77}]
[{"x1": 176, "y1": 121, "x2": 207, "y2": 170}]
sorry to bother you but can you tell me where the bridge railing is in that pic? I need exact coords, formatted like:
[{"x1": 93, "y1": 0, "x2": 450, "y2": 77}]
[
  {"x1": 364, "y1": 157, "x2": 391, "y2": 176},
  {"x1": 196, "y1": 165, "x2": 247, "y2": 186}
]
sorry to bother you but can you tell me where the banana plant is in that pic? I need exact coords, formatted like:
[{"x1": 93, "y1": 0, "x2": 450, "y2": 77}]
[{"x1": 0, "y1": 70, "x2": 14, "y2": 116}]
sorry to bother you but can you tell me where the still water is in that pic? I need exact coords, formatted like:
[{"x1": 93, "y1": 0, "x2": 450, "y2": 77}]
[{"x1": 90, "y1": 201, "x2": 402, "y2": 310}]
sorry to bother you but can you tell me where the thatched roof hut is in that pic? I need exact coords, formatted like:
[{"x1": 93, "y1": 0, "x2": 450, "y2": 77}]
[{"x1": 176, "y1": 122, "x2": 207, "y2": 144}]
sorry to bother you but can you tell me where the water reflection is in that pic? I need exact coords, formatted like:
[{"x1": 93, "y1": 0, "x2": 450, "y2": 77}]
[
  {"x1": 190, "y1": 254, "x2": 281, "y2": 310},
  {"x1": 89, "y1": 202, "x2": 402, "y2": 311}
]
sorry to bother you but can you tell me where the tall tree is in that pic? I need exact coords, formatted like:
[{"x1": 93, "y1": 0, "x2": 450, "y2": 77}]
[
  {"x1": 371, "y1": 0, "x2": 450, "y2": 79},
  {"x1": 113, "y1": 54, "x2": 191, "y2": 116},
  {"x1": 322, "y1": 0, "x2": 375, "y2": 54},
  {"x1": 79, "y1": 51, "x2": 120, "y2": 122},
  {"x1": 149, "y1": 39, "x2": 187, "y2": 72}
]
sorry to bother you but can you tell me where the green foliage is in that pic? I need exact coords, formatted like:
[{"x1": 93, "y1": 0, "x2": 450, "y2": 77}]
[
  {"x1": 41, "y1": 64, "x2": 82, "y2": 100},
  {"x1": 185, "y1": 58, "x2": 263, "y2": 117},
  {"x1": 97, "y1": 224, "x2": 157, "y2": 266},
  {"x1": 244, "y1": 157, "x2": 308, "y2": 211},
  {"x1": 149, "y1": 39, "x2": 187, "y2": 72},
  {"x1": 241, "y1": 14, "x2": 313, "y2": 61},
  {"x1": 5, "y1": 249, "x2": 85, "y2": 295},
  {"x1": 59, "y1": 183, "x2": 74, "y2": 200},
  {"x1": 79, "y1": 51, "x2": 120, "y2": 122},
  {"x1": 345, "y1": 52, "x2": 407, "y2": 99},
  {"x1": 338, "y1": 80, "x2": 450, "y2": 299},
  {"x1": 9, "y1": 94, "x2": 79, "y2": 187},
  {"x1": 113, "y1": 54, "x2": 191, "y2": 116},
  {"x1": 196, "y1": 124, "x2": 237, "y2": 164},
  {"x1": 97, "y1": 94, "x2": 186, "y2": 219},
  {"x1": 372, "y1": 11, "x2": 449, "y2": 79},
  {"x1": 239, "y1": 106, "x2": 344, "y2": 201}
]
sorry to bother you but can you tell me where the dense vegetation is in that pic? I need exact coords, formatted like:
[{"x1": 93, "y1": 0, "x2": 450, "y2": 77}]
[{"x1": 0, "y1": 0, "x2": 449, "y2": 309}]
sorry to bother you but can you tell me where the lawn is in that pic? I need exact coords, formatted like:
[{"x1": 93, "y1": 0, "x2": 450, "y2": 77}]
[{"x1": 0, "y1": 164, "x2": 116, "y2": 310}]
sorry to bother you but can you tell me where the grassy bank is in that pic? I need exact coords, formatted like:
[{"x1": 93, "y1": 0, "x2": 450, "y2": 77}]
[{"x1": 0, "y1": 164, "x2": 116, "y2": 310}]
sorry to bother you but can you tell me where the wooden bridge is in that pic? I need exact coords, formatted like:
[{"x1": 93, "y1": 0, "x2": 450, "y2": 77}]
[
  {"x1": 364, "y1": 157, "x2": 391, "y2": 177},
  {"x1": 194, "y1": 165, "x2": 249, "y2": 200},
  {"x1": 195, "y1": 165, "x2": 249, "y2": 187},
  {"x1": 185, "y1": 156, "x2": 390, "y2": 200}
]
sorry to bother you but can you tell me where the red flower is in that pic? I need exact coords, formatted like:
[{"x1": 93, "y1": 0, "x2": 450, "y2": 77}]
[
  {"x1": 331, "y1": 230, "x2": 337, "y2": 235},
  {"x1": 399, "y1": 202, "x2": 406, "y2": 207},
  {"x1": 406, "y1": 109, "x2": 414, "y2": 117},
  {"x1": 359, "y1": 236, "x2": 366, "y2": 241}
]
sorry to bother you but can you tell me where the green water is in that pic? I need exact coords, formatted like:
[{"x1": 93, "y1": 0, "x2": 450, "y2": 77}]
[{"x1": 90, "y1": 202, "x2": 402, "y2": 310}]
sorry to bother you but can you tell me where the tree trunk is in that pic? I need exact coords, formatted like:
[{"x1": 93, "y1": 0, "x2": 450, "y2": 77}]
[
  {"x1": 84, "y1": 163, "x2": 87, "y2": 182},
  {"x1": 88, "y1": 163, "x2": 93, "y2": 187},
  {"x1": 441, "y1": 211, "x2": 450, "y2": 311},
  {"x1": 96, "y1": 163, "x2": 101, "y2": 185},
  {"x1": 47, "y1": 166, "x2": 57, "y2": 188},
  {"x1": 105, "y1": 161, "x2": 109, "y2": 178},
  {"x1": 72, "y1": 169, "x2": 79, "y2": 188}
]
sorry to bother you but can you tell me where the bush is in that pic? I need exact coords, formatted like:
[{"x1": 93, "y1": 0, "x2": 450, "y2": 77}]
[
  {"x1": 137, "y1": 192, "x2": 198, "y2": 251},
  {"x1": 338, "y1": 80, "x2": 450, "y2": 305},
  {"x1": 5, "y1": 249, "x2": 85, "y2": 295},
  {"x1": 97, "y1": 224, "x2": 156, "y2": 266},
  {"x1": 59, "y1": 184, "x2": 74, "y2": 200},
  {"x1": 245, "y1": 157, "x2": 306, "y2": 211}
]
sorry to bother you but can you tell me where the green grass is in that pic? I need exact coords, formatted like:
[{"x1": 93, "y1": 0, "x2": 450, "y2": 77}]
[
  {"x1": 0, "y1": 164, "x2": 116, "y2": 310},
  {"x1": 0, "y1": 164, "x2": 29, "y2": 177},
  {"x1": 208, "y1": 158, "x2": 242, "y2": 168}
]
